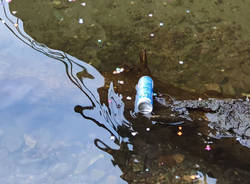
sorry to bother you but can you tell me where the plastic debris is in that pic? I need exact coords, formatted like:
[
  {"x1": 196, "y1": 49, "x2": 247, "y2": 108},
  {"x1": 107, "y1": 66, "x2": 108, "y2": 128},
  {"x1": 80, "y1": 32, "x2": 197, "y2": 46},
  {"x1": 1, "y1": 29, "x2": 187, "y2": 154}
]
[
  {"x1": 126, "y1": 96, "x2": 132, "y2": 100},
  {"x1": 79, "y1": 18, "x2": 84, "y2": 24},
  {"x1": 12, "y1": 11, "x2": 17, "y2": 14},
  {"x1": 118, "y1": 80, "x2": 124, "y2": 84},
  {"x1": 205, "y1": 145, "x2": 211, "y2": 151},
  {"x1": 81, "y1": 2, "x2": 86, "y2": 6},
  {"x1": 131, "y1": 132, "x2": 138, "y2": 136}
]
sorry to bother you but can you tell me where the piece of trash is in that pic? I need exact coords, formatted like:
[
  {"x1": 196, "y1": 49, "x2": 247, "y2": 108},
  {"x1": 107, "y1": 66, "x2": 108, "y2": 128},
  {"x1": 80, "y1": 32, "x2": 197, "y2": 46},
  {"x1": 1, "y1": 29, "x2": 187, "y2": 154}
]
[
  {"x1": 81, "y1": 2, "x2": 86, "y2": 6},
  {"x1": 150, "y1": 33, "x2": 155, "y2": 37},
  {"x1": 126, "y1": 96, "x2": 132, "y2": 100},
  {"x1": 12, "y1": 11, "x2": 17, "y2": 14},
  {"x1": 136, "y1": 76, "x2": 154, "y2": 114},
  {"x1": 148, "y1": 13, "x2": 153, "y2": 17},
  {"x1": 131, "y1": 132, "x2": 138, "y2": 136},
  {"x1": 79, "y1": 18, "x2": 84, "y2": 24},
  {"x1": 159, "y1": 22, "x2": 164, "y2": 26},
  {"x1": 205, "y1": 145, "x2": 211, "y2": 151},
  {"x1": 118, "y1": 80, "x2": 124, "y2": 84},
  {"x1": 97, "y1": 39, "x2": 102, "y2": 43},
  {"x1": 179, "y1": 60, "x2": 184, "y2": 64}
]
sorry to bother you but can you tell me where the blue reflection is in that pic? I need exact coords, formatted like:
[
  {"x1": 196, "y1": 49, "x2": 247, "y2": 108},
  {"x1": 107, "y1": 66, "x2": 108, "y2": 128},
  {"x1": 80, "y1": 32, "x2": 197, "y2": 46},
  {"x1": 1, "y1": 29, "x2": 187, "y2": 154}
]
[{"x1": 0, "y1": 1, "x2": 127, "y2": 184}]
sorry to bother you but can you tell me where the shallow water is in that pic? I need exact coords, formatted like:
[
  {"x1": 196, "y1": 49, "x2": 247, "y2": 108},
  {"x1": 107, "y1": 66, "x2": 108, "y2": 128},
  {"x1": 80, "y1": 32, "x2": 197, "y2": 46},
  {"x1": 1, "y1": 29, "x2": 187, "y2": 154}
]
[{"x1": 1, "y1": 0, "x2": 250, "y2": 184}]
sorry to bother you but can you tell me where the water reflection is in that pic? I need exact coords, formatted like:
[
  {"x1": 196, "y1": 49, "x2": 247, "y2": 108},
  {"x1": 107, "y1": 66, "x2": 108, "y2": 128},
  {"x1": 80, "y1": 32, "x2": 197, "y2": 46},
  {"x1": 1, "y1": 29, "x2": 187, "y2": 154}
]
[{"x1": 1, "y1": 1, "x2": 250, "y2": 184}]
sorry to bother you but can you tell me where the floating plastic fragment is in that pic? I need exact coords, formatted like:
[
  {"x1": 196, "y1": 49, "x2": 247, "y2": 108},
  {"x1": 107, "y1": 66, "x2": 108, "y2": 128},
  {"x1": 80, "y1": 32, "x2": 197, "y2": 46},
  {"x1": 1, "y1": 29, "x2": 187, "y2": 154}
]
[
  {"x1": 126, "y1": 96, "x2": 132, "y2": 100},
  {"x1": 118, "y1": 80, "x2": 124, "y2": 84},
  {"x1": 205, "y1": 145, "x2": 211, "y2": 151},
  {"x1": 131, "y1": 132, "x2": 138, "y2": 136},
  {"x1": 79, "y1": 18, "x2": 84, "y2": 24},
  {"x1": 81, "y1": 2, "x2": 86, "y2": 6},
  {"x1": 12, "y1": 11, "x2": 17, "y2": 14}
]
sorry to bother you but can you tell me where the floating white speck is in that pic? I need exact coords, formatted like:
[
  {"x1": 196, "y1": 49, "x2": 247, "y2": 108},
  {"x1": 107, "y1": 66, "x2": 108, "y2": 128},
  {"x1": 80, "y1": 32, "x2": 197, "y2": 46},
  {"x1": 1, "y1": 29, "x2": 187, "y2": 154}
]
[
  {"x1": 150, "y1": 33, "x2": 155, "y2": 37},
  {"x1": 118, "y1": 80, "x2": 124, "y2": 84},
  {"x1": 126, "y1": 96, "x2": 132, "y2": 100},
  {"x1": 148, "y1": 13, "x2": 153, "y2": 17},
  {"x1": 179, "y1": 61, "x2": 184, "y2": 64},
  {"x1": 81, "y1": 2, "x2": 86, "y2": 6},
  {"x1": 131, "y1": 132, "x2": 138, "y2": 136},
  {"x1": 146, "y1": 128, "x2": 150, "y2": 131},
  {"x1": 79, "y1": 18, "x2": 84, "y2": 24},
  {"x1": 134, "y1": 158, "x2": 139, "y2": 163},
  {"x1": 186, "y1": 9, "x2": 190, "y2": 13},
  {"x1": 98, "y1": 39, "x2": 102, "y2": 43},
  {"x1": 159, "y1": 22, "x2": 164, "y2": 26},
  {"x1": 145, "y1": 168, "x2": 149, "y2": 172},
  {"x1": 12, "y1": 11, "x2": 17, "y2": 14}
]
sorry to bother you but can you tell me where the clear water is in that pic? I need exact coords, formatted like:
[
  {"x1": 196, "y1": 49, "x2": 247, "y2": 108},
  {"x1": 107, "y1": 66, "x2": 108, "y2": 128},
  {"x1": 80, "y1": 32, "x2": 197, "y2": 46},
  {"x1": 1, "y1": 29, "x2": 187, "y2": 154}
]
[{"x1": 1, "y1": 0, "x2": 250, "y2": 183}]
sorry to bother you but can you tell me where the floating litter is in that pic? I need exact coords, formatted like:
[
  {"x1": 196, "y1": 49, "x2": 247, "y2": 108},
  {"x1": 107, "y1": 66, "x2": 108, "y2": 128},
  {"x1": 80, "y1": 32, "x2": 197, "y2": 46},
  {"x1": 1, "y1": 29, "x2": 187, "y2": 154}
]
[
  {"x1": 159, "y1": 22, "x2": 164, "y2": 26},
  {"x1": 97, "y1": 39, "x2": 102, "y2": 43},
  {"x1": 118, "y1": 80, "x2": 124, "y2": 84},
  {"x1": 12, "y1": 11, "x2": 17, "y2": 14},
  {"x1": 150, "y1": 33, "x2": 155, "y2": 37},
  {"x1": 81, "y1": 2, "x2": 86, "y2": 6},
  {"x1": 148, "y1": 13, "x2": 153, "y2": 17},
  {"x1": 131, "y1": 132, "x2": 138, "y2": 136},
  {"x1": 79, "y1": 18, "x2": 84, "y2": 24},
  {"x1": 126, "y1": 96, "x2": 132, "y2": 100},
  {"x1": 179, "y1": 60, "x2": 184, "y2": 64},
  {"x1": 205, "y1": 145, "x2": 211, "y2": 151}
]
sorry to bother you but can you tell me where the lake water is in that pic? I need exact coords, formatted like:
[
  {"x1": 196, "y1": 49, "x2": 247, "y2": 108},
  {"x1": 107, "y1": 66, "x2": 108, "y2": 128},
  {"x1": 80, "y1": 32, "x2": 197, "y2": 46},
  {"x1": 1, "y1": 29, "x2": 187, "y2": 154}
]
[{"x1": 1, "y1": 0, "x2": 250, "y2": 183}]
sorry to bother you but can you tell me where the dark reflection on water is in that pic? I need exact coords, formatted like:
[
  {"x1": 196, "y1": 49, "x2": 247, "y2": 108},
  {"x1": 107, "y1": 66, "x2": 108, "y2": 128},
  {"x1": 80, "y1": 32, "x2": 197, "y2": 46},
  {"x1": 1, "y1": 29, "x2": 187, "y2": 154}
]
[{"x1": 1, "y1": 1, "x2": 250, "y2": 184}]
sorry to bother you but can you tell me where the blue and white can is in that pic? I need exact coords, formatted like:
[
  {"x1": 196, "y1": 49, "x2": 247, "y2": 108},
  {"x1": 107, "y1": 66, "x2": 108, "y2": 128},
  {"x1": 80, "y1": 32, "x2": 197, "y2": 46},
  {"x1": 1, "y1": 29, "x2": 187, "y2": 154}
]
[{"x1": 135, "y1": 76, "x2": 154, "y2": 114}]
